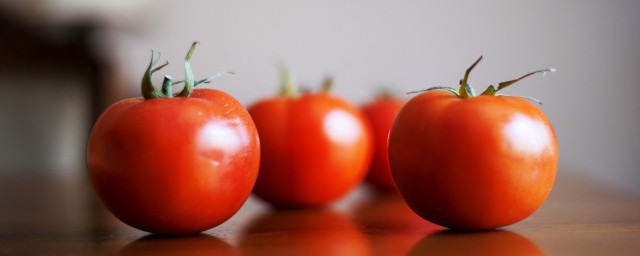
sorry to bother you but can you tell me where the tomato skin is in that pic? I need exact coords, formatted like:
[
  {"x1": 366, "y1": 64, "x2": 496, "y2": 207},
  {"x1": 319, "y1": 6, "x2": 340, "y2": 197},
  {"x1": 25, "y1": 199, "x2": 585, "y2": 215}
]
[
  {"x1": 361, "y1": 97, "x2": 405, "y2": 192},
  {"x1": 248, "y1": 93, "x2": 372, "y2": 207},
  {"x1": 87, "y1": 89, "x2": 260, "y2": 234},
  {"x1": 389, "y1": 91, "x2": 557, "y2": 229}
]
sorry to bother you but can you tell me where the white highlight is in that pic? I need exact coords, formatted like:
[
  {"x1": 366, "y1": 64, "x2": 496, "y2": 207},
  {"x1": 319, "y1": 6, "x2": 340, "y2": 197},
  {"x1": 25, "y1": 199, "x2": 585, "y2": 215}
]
[
  {"x1": 503, "y1": 114, "x2": 551, "y2": 155},
  {"x1": 323, "y1": 109, "x2": 361, "y2": 144},
  {"x1": 197, "y1": 119, "x2": 249, "y2": 161}
]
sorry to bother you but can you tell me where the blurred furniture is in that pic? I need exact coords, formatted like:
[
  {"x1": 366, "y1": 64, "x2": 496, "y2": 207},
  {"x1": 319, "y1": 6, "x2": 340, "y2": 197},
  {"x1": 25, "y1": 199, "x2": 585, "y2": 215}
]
[
  {"x1": 0, "y1": 9, "x2": 115, "y2": 122},
  {"x1": 0, "y1": 8, "x2": 126, "y2": 174}
]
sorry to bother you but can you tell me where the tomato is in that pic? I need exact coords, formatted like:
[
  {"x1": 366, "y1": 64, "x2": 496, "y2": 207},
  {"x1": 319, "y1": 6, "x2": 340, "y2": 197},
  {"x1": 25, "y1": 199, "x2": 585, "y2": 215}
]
[
  {"x1": 389, "y1": 56, "x2": 558, "y2": 229},
  {"x1": 248, "y1": 73, "x2": 372, "y2": 208},
  {"x1": 361, "y1": 93, "x2": 405, "y2": 192},
  {"x1": 87, "y1": 43, "x2": 260, "y2": 234}
]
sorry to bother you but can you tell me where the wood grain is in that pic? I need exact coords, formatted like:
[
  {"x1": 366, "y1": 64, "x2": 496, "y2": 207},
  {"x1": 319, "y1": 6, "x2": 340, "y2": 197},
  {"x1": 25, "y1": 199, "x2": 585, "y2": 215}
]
[{"x1": 1, "y1": 172, "x2": 638, "y2": 255}]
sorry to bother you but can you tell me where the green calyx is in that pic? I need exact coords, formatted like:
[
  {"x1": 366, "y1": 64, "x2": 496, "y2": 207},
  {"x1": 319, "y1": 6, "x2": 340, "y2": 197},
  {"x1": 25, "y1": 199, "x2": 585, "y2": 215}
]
[
  {"x1": 278, "y1": 66, "x2": 334, "y2": 98},
  {"x1": 279, "y1": 66, "x2": 298, "y2": 98},
  {"x1": 375, "y1": 87, "x2": 398, "y2": 100},
  {"x1": 407, "y1": 56, "x2": 556, "y2": 105},
  {"x1": 141, "y1": 42, "x2": 233, "y2": 100}
]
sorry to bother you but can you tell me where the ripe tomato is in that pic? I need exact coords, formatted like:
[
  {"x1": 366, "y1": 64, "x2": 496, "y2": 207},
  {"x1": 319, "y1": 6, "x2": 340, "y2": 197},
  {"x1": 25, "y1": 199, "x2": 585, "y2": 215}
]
[
  {"x1": 248, "y1": 73, "x2": 372, "y2": 208},
  {"x1": 87, "y1": 43, "x2": 260, "y2": 234},
  {"x1": 389, "y1": 56, "x2": 558, "y2": 229},
  {"x1": 361, "y1": 93, "x2": 405, "y2": 192}
]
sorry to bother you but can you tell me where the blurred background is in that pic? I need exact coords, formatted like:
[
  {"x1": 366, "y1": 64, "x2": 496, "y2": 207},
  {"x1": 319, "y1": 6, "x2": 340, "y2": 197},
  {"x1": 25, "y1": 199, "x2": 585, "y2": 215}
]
[{"x1": 0, "y1": 0, "x2": 638, "y2": 194}]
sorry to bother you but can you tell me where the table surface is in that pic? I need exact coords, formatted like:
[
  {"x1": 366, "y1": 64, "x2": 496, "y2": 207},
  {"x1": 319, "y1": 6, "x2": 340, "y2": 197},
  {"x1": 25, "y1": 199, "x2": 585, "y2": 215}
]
[{"x1": 1, "y1": 172, "x2": 639, "y2": 256}]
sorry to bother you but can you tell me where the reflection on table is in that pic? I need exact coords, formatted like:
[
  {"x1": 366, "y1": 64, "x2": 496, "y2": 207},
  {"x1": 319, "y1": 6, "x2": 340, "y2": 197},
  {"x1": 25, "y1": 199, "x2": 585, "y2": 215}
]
[{"x1": 1, "y1": 173, "x2": 639, "y2": 255}]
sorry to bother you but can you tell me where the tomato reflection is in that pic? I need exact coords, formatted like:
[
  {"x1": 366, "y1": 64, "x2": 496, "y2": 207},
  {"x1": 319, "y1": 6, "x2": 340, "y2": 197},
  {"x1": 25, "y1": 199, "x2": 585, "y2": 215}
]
[
  {"x1": 118, "y1": 234, "x2": 237, "y2": 256},
  {"x1": 351, "y1": 192, "x2": 442, "y2": 255},
  {"x1": 408, "y1": 230, "x2": 544, "y2": 256},
  {"x1": 239, "y1": 209, "x2": 369, "y2": 256}
]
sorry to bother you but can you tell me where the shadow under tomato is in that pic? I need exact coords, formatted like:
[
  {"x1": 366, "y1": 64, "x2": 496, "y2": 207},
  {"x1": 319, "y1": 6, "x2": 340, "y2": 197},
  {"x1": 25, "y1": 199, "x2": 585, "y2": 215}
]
[
  {"x1": 407, "y1": 229, "x2": 544, "y2": 256},
  {"x1": 350, "y1": 192, "x2": 442, "y2": 256},
  {"x1": 118, "y1": 234, "x2": 237, "y2": 256},
  {"x1": 238, "y1": 209, "x2": 370, "y2": 256}
]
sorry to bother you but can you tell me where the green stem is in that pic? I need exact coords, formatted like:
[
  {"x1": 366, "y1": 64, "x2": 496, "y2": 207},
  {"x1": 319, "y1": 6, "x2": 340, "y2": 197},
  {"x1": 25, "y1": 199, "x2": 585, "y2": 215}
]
[
  {"x1": 480, "y1": 68, "x2": 556, "y2": 96},
  {"x1": 376, "y1": 87, "x2": 396, "y2": 99},
  {"x1": 321, "y1": 76, "x2": 333, "y2": 93},
  {"x1": 407, "y1": 57, "x2": 555, "y2": 104},
  {"x1": 141, "y1": 51, "x2": 170, "y2": 100},
  {"x1": 171, "y1": 71, "x2": 235, "y2": 87},
  {"x1": 279, "y1": 66, "x2": 298, "y2": 97},
  {"x1": 407, "y1": 86, "x2": 459, "y2": 96},
  {"x1": 139, "y1": 42, "x2": 226, "y2": 100},
  {"x1": 459, "y1": 56, "x2": 482, "y2": 98},
  {"x1": 176, "y1": 42, "x2": 198, "y2": 97},
  {"x1": 161, "y1": 75, "x2": 173, "y2": 97}
]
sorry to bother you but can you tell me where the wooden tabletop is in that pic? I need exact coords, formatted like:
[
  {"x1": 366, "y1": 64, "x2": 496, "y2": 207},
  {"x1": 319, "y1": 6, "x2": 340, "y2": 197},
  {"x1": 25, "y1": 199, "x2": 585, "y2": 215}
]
[{"x1": 1, "y1": 172, "x2": 639, "y2": 255}]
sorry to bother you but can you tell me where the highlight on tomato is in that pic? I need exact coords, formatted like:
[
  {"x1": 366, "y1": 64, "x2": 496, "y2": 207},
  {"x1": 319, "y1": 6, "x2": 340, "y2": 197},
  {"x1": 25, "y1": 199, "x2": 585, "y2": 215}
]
[
  {"x1": 86, "y1": 42, "x2": 260, "y2": 234},
  {"x1": 361, "y1": 91, "x2": 405, "y2": 193},
  {"x1": 389, "y1": 56, "x2": 558, "y2": 230},
  {"x1": 248, "y1": 69, "x2": 372, "y2": 208}
]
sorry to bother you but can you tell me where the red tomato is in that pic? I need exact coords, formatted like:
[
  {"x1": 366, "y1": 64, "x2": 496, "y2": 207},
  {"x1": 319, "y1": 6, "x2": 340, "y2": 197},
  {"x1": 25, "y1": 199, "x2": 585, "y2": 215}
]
[
  {"x1": 361, "y1": 94, "x2": 405, "y2": 192},
  {"x1": 248, "y1": 74, "x2": 372, "y2": 208},
  {"x1": 87, "y1": 43, "x2": 260, "y2": 234},
  {"x1": 389, "y1": 56, "x2": 558, "y2": 229}
]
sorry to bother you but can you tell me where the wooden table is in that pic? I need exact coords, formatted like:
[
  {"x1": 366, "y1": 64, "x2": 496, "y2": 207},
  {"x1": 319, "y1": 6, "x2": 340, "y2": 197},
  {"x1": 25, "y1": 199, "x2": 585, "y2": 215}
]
[{"x1": 1, "y1": 172, "x2": 639, "y2": 255}]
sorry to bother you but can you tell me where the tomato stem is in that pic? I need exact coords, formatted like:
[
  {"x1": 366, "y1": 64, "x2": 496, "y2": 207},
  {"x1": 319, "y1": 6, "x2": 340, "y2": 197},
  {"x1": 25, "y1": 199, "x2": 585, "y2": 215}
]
[
  {"x1": 480, "y1": 68, "x2": 556, "y2": 96},
  {"x1": 279, "y1": 66, "x2": 298, "y2": 98},
  {"x1": 407, "y1": 86, "x2": 459, "y2": 96},
  {"x1": 376, "y1": 87, "x2": 397, "y2": 99},
  {"x1": 161, "y1": 75, "x2": 173, "y2": 98},
  {"x1": 459, "y1": 56, "x2": 482, "y2": 98},
  {"x1": 171, "y1": 71, "x2": 235, "y2": 88},
  {"x1": 140, "y1": 42, "x2": 231, "y2": 100},
  {"x1": 175, "y1": 42, "x2": 198, "y2": 97},
  {"x1": 141, "y1": 51, "x2": 169, "y2": 100},
  {"x1": 407, "y1": 57, "x2": 555, "y2": 102},
  {"x1": 321, "y1": 76, "x2": 333, "y2": 93}
]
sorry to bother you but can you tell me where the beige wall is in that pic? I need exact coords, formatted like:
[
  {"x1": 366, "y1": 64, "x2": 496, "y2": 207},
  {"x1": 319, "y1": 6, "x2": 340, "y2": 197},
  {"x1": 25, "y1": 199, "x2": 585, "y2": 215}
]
[{"x1": 4, "y1": 1, "x2": 640, "y2": 193}]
